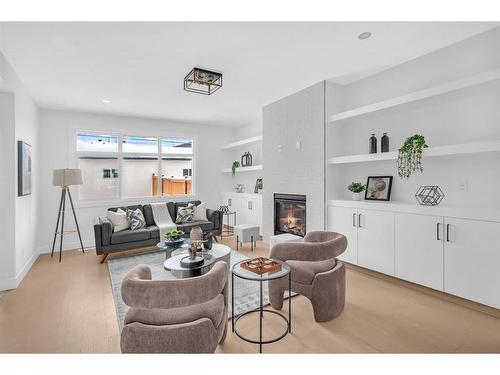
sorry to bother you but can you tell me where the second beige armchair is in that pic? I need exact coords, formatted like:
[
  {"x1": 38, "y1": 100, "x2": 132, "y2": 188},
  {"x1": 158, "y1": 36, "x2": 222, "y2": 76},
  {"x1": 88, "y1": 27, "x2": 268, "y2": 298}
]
[{"x1": 269, "y1": 231, "x2": 348, "y2": 322}]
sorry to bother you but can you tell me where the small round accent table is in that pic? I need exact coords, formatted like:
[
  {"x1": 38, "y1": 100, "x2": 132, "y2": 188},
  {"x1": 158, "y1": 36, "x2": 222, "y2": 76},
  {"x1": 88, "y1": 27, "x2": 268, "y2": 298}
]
[
  {"x1": 164, "y1": 253, "x2": 215, "y2": 278},
  {"x1": 231, "y1": 259, "x2": 292, "y2": 353}
]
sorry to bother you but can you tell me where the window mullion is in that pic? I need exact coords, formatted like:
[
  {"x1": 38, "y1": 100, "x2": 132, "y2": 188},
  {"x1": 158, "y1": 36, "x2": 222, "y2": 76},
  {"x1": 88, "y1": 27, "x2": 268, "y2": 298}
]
[{"x1": 158, "y1": 137, "x2": 162, "y2": 197}]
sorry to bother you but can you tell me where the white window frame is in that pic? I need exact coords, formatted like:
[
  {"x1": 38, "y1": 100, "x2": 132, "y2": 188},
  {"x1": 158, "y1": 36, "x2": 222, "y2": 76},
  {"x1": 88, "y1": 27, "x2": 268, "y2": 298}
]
[{"x1": 74, "y1": 130, "x2": 196, "y2": 207}]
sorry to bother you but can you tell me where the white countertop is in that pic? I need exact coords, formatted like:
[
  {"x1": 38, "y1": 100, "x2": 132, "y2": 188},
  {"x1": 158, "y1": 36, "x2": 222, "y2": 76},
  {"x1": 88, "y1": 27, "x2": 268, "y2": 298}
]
[{"x1": 328, "y1": 199, "x2": 500, "y2": 223}]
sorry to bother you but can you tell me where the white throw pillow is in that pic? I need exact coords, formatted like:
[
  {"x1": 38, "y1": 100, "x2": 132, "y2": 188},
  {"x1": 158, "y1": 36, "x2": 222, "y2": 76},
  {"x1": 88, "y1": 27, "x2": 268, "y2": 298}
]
[
  {"x1": 107, "y1": 208, "x2": 129, "y2": 232},
  {"x1": 192, "y1": 202, "x2": 208, "y2": 221}
]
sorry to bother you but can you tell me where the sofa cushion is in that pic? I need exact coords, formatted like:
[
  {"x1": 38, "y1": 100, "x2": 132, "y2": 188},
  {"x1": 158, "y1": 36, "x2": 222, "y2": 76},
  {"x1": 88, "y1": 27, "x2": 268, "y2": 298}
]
[
  {"x1": 111, "y1": 228, "x2": 151, "y2": 245},
  {"x1": 107, "y1": 209, "x2": 129, "y2": 232},
  {"x1": 175, "y1": 200, "x2": 201, "y2": 216},
  {"x1": 146, "y1": 225, "x2": 160, "y2": 239},
  {"x1": 287, "y1": 258, "x2": 337, "y2": 285},
  {"x1": 177, "y1": 220, "x2": 213, "y2": 233},
  {"x1": 176, "y1": 203, "x2": 195, "y2": 223},
  {"x1": 142, "y1": 204, "x2": 156, "y2": 227},
  {"x1": 167, "y1": 202, "x2": 176, "y2": 221},
  {"x1": 126, "y1": 208, "x2": 146, "y2": 230}
]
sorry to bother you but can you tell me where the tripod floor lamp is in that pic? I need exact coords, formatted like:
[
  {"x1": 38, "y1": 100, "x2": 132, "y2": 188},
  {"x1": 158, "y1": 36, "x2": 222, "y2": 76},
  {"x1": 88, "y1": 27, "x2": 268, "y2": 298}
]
[{"x1": 51, "y1": 168, "x2": 85, "y2": 262}]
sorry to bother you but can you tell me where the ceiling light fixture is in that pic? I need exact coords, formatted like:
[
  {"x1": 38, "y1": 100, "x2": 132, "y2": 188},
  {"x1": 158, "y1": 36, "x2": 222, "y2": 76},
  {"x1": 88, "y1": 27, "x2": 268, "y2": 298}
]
[
  {"x1": 102, "y1": 99, "x2": 112, "y2": 104},
  {"x1": 184, "y1": 67, "x2": 222, "y2": 95},
  {"x1": 358, "y1": 32, "x2": 372, "y2": 40}
]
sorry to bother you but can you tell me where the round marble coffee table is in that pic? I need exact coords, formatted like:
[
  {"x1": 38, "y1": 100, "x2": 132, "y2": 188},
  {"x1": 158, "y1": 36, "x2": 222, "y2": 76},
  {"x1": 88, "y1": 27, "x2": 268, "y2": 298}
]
[{"x1": 165, "y1": 243, "x2": 232, "y2": 278}]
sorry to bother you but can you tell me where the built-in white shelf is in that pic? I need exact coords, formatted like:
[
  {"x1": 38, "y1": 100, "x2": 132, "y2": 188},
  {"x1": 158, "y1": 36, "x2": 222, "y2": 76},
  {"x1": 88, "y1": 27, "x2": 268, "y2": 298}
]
[
  {"x1": 328, "y1": 68, "x2": 500, "y2": 123},
  {"x1": 221, "y1": 135, "x2": 263, "y2": 150},
  {"x1": 221, "y1": 164, "x2": 263, "y2": 173},
  {"x1": 328, "y1": 140, "x2": 500, "y2": 165}
]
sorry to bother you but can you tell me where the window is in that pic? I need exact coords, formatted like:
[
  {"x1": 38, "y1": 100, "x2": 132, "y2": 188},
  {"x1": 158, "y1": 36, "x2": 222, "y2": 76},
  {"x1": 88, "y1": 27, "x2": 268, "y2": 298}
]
[{"x1": 76, "y1": 132, "x2": 194, "y2": 201}]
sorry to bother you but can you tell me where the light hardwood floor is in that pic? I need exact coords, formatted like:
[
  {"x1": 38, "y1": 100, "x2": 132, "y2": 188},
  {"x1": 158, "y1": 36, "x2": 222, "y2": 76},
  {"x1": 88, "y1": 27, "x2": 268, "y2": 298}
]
[{"x1": 1, "y1": 237, "x2": 500, "y2": 353}]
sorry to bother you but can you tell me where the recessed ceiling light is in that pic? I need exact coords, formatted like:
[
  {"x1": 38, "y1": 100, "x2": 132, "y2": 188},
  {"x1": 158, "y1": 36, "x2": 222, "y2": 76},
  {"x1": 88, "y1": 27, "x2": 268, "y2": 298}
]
[
  {"x1": 358, "y1": 32, "x2": 372, "y2": 40},
  {"x1": 102, "y1": 99, "x2": 112, "y2": 104}
]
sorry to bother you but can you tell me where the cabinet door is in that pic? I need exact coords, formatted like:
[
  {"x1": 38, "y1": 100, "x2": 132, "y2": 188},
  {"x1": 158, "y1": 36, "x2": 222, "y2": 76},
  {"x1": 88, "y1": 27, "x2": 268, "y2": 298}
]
[
  {"x1": 444, "y1": 218, "x2": 500, "y2": 308},
  {"x1": 245, "y1": 199, "x2": 259, "y2": 225},
  {"x1": 395, "y1": 213, "x2": 444, "y2": 291},
  {"x1": 357, "y1": 209, "x2": 395, "y2": 275},
  {"x1": 327, "y1": 206, "x2": 358, "y2": 264}
]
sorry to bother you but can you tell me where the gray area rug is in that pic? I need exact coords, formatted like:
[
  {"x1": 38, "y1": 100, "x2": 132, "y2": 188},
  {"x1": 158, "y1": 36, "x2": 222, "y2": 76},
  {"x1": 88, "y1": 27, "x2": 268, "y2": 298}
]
[{"x1": 108, "y1": 249, "x2": 282, "y2": 330}]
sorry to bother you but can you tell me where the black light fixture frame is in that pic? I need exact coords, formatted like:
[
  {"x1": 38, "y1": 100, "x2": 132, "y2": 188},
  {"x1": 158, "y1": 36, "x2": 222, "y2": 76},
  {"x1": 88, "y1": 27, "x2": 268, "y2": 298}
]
[{"x1": 184, "y1": 67, "x2": 223, "y2": 95}]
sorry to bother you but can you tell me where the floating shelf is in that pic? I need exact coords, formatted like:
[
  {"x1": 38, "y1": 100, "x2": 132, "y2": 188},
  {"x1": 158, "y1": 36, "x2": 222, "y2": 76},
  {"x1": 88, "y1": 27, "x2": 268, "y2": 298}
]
[
  {"x1": 221, "y1": 165, "x2": 263, "y2": 173},
  {"x1": 328, "y1": 140, "x2": 500, "y2": 165},
  {"x1": 328, "y1": 68, "x2": 500, "y2": 123},
  {"x1": 221, "y1": 135, "x2": 263, "y2": 150}
]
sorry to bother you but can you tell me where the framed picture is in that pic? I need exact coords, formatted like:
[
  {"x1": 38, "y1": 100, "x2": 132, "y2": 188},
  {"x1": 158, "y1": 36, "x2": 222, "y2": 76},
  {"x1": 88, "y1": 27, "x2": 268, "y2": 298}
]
[
  {"x1": 17, "y1": 141, "x2": 32, "y2": 196},
  {"x1": 365, "y1": 176, "x2": 393, "y2": 201}
]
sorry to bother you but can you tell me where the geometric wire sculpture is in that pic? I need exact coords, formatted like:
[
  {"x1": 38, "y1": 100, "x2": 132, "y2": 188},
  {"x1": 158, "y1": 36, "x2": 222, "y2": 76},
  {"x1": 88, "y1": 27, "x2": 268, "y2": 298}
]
[{"x1": 415, "y1": 185, "x2": 445, "y2": 206}]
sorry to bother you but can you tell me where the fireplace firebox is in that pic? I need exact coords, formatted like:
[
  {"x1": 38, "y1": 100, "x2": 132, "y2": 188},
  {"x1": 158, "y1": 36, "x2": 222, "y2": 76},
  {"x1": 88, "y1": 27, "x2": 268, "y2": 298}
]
[{"x1": 274, "y1": 193, "x2": 306, "y2": 237}]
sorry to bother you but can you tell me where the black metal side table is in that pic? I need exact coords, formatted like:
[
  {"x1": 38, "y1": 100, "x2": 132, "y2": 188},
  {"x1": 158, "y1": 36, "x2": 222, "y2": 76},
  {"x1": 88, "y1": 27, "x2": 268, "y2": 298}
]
[
  {"x1": 231, "y1": 259, "x2": 292, "y2": 353},
  {"x1": 221, "y1": 211, "x2": 237, "y2": 237}
]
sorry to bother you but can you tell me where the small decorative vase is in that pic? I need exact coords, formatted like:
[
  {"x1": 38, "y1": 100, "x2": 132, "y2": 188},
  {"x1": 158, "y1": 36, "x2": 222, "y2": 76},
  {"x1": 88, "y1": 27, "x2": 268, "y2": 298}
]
[
  {"x1": 203, "y1": 232, "x2": 213, "y2": 250},
  {"x1": 369, "y1": 134, "x2": 377, "y2": 154},
  {"x1": 188, "y1": 246, "x2": 197, "y2": 261},
  {"x1": 352, "y1": 192, "x2": 361, "y2": 201},
  {"x1": 190, "y1": 226, "x2": 203, "y2": 241},
  {"x1": 381, "y1": 132, "x2": 389, "y2": 153}
]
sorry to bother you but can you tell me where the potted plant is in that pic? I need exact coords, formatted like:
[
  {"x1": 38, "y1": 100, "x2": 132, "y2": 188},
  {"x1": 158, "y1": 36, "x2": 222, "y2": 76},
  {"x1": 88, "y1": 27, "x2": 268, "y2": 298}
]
[
  {"x1": 231, "y1": 161, "x2": 240, "y2": 176},
  {"x1": 397, "y1": 134, "x2": 428, "y2": 179},
  {"x1": 165, "y1": 229, "x2": 185, "y2": 242},
  {"x1": 347, "y1": 182, "x2": 366, "y2": 201}
]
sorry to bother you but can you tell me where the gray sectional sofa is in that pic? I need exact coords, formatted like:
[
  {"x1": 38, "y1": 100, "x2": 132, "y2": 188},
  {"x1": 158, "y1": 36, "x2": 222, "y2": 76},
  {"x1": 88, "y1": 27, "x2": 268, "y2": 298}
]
[{"x1": 93, "y1": 200, "x2": 222, "y2": 262}]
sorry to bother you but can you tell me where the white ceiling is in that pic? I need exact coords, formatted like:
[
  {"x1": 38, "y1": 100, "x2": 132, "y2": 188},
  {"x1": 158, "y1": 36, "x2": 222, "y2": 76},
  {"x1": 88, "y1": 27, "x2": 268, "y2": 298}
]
[{"x1": 0, "y1": 22, "x2": 497, "y2": 127}]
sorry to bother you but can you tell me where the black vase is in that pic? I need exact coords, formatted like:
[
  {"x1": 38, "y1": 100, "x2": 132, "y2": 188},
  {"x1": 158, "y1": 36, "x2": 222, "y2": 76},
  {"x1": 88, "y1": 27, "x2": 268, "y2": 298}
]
[
  {"x1": 369, "y1": 134, "x2": 377, "y2": 154},
  {"x1": 381, "y1": 133, "x2": 389, "y2": 153},
  {"x1": 203, "y1": 232, "x2": 213, "y2": 250},
  {"x1": 241, "y1": 152, "x2": 253, "y2": 167}
]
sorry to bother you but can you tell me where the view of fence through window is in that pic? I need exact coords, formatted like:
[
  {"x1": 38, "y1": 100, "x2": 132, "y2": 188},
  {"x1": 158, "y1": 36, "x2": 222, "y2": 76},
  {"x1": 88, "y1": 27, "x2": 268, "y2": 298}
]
[{"x1": 76, "y1": 133, "x2": 193, "y2": 200}]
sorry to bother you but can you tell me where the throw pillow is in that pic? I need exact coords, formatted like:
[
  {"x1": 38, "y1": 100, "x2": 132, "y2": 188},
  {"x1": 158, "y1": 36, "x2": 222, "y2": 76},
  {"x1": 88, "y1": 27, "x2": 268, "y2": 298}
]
[
  {"x1": 107, "y1": 209, "x2": 129, "y2": 232},
  {"x1": 126, "y1": 208, "x2": 146, "y2": 230},
  {"x1": 192, "y1": 202, "x2": 208, "y2": 221},
  {"x1": 176, "y1": 203, "x2": 195, "y2": 224}
]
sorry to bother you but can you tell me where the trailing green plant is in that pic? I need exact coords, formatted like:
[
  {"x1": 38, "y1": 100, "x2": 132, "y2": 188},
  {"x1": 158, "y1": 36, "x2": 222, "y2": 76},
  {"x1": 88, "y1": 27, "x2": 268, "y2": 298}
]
[
  {"x1": 231, "y1": 161, "x2": 240, "y2": 176},
  {"x1": 397, "y1": 134, "x2": 428, "y2": 179},
  {"x1": 347, "y1": 182, "x2": 366, "y2": 193}
]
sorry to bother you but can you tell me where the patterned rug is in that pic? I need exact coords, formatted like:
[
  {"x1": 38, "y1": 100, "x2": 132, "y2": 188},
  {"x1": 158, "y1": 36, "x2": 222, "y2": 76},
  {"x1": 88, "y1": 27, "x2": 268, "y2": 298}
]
[{"x1": 108, "y1": 249, "x2": 284, "y2": 330}]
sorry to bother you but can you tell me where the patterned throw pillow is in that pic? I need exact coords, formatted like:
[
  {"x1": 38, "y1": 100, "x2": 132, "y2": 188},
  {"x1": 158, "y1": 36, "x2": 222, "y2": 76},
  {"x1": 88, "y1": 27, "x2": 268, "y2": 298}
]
[
  {"x1": 126, "y1": 208, "x2": 146, "y2": 230},
  {"x1": 176, "y1": 203, "x2": 195, "y2": 224}
]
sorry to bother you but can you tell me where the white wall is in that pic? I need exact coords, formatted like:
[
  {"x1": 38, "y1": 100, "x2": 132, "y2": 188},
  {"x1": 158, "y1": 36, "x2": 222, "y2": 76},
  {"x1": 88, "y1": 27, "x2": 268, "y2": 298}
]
[
  {"x1": 327, "y1": 27, "x2": 500, "y2": 209},
  {"x1": 0, "y1": 49, "x2": 39, "y2": 290},
  {"x1": 36, "y1": 109, "x2": 231, "y2": 253},
  {"x1": 262, "y1": 82, "x2": 326, "y2": 242}
]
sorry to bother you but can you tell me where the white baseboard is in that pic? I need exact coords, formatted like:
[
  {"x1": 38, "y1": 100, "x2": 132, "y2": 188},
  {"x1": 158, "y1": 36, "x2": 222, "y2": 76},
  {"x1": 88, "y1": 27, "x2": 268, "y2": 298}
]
[
  {"x1": 15, "y1": 251, "x2": 39, "y2": 288},
  {"x1": 0, "y1": 277, "x2": 16, "y2": 291},
  {"x1": 37, "y1": 239, "x2": 95, "y2": 254}
]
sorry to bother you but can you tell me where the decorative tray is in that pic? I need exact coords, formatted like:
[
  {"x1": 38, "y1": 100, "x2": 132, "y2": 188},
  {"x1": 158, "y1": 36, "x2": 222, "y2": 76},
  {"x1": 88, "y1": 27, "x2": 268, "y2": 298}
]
[{"x1": 240, "y1": 257, "x2": 282, "y2": 275}]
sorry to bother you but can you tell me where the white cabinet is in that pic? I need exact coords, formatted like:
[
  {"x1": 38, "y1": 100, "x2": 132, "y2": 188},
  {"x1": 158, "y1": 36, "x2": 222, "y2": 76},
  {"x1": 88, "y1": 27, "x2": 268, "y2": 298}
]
[
  {"x1": 221, "y1": 193, "x2": 262, "y2": 232},
  {"x1": 327, "y1": 206, "x2": 394, "y2": 275},
  {"x1": 444, "y1": 218, "x2": 500, "y2": 309},
  {"x1": 328, "y1": 205, "x2": 358, "y2": 264},
  {"x1": 357, "y1": 209, "x2": 395, "y2": 276},
  {"x1": 328, "y1": 201, "x2": 500, "y2": 309},
  {"x1": 395, "y1": 213, "x2": 444, "y2": 291}
]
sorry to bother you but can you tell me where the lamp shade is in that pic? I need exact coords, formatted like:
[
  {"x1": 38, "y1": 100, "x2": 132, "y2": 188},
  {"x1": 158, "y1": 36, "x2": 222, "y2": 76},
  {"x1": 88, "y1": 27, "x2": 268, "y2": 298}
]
[{"x1": 53, "y1": 169, "x2": 83, "y2": 187}]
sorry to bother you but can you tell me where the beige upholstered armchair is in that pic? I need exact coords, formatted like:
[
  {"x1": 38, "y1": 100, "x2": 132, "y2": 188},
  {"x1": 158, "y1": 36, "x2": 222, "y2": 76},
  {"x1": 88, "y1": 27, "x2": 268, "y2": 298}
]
[
  {"x1": 120, "y1": 262, "x2": 228, "y2": 353},
  {"x1": 269, "y1": 231, "x2": 347, "y2": 322}
]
